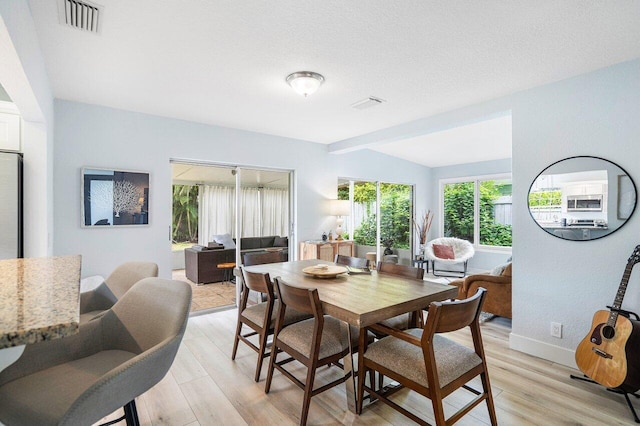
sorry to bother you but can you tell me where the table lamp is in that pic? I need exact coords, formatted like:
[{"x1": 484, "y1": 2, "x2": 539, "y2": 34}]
[{"x1": 330, "y1": 200, "x2": 351, "y2": 241}]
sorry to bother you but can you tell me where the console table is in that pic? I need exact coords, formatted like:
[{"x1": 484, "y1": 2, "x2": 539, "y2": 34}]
[{"x1": 299, "y1": 240, "x2": 354, "y2": 262}]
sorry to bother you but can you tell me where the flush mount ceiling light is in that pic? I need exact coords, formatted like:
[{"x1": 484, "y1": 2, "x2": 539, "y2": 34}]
[{"x1": 286, "y1": 71, "x2": 325, "y2": 97}]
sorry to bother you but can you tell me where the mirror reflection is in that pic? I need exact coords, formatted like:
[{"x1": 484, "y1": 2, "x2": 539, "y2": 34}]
[{"x1": 528, "y1": 156, "x2": 636, "y2": 241}]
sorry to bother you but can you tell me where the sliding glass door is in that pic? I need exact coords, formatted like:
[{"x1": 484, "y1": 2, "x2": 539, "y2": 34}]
[
  {"x1": 171, "y1": 161, "x2": 293, "y2": 311},
  {"x1": 339, "y1": 179, "x2": 414, "y2": 265}
]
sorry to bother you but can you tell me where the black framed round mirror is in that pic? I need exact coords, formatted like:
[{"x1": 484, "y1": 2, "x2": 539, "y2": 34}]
[{"x1": 528, "y1": 156, "x2": 637, "y2": 241}]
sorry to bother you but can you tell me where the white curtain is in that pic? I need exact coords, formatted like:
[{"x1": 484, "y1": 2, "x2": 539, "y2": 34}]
[
  {"x1": 262, "y1": 187, "x2": 289, "y2": 236},
  {"x1": 198, "y1": 185, "x2": 236, "y2": 244},
  {"x1": 240, "y1": 187, "x2": 260, "y2": 237},
  {"x1": 198, "y1": 184, "x2": 290, "y2": 243}
]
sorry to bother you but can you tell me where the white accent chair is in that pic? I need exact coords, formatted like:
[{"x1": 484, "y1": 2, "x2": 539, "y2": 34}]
[{"x1": 425, "y1": 237, "x2": 475, "y2": 277}]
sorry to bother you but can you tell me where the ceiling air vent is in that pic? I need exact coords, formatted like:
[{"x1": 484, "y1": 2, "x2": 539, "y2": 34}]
[
  {"x1": 351, "y1": 96, "x2": 386, "y2": 110},
  {"x1": 58, "y1": 0, "x2": 103, "y2": 34}
]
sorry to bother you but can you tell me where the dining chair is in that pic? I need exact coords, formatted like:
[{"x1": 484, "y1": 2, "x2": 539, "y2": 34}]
[
  {"x1": 232, "y1": 267, "x2": 312, "y2": 381},
  {"x1": 265, "y1": 277, "x2": 360, "y2": 426},
  {"x1": 335, "y1": 254, "x2": 370, "y2": 269},
  {"x1": 79, "y1": 261, "x2": 158, "y2": 324},
  {"x1": 357, "y1": 288, "x2": 497, "y2": 426},
  {"x1": 376, "y1": 261, "x2": 426, "y2": 331},
  {"x1": 0, "y1": 277, "x2": 191, "y2": 426}
]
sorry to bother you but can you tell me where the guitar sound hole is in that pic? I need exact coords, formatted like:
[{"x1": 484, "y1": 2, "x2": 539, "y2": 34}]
[{"x1": 602, "y1": 325, "x2": 615, "y2": 339}]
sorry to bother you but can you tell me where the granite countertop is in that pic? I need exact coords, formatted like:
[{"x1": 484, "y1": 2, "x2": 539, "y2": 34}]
[{"x1": 0, "y1": 255, "x2": 81, "y2": 349}]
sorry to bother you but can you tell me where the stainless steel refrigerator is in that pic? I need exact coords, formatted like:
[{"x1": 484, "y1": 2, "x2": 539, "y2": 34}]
[{"x1": 0, "y1": 151, "x2": 23, "y2": 259}]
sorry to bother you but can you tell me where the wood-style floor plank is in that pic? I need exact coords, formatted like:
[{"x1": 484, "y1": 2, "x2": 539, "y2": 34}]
[{"x1": 98, "y1": 308, "x2": 640, "y2": 425}]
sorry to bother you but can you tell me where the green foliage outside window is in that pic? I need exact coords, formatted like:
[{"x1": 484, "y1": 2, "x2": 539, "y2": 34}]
[
  {"x1": 172, "y1": 184, "x2": 199, "y2": 243},
  {"x1": 349, "y1": 182, "x2": 412, "y2": 249},
  {"x1": 443, "y1": 182, "x2": 475, "y2": 243},
  {"x1": 443, "y1": 180, "x2": 512, "y2": 247},
  {"x1": 479, "y1": 181, "x2": 512, "y2": 247}
]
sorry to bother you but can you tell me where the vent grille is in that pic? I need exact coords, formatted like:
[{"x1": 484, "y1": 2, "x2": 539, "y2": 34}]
[
  {"x1": 351, "y1": 96, "x2": 386, "y2": 110},
  {"x1": 58, "y1": 0, "x2": 102, "y2": 34}
]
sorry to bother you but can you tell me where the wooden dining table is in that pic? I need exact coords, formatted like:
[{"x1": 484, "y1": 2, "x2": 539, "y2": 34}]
[{"x1": 242, "y1": 259, "x2": 458, "y2": 412}]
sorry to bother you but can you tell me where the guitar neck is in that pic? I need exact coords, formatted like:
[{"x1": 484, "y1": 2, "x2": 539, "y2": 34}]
[{"x1": 608, "y1": 262, "x2": 634, "y2": 326}]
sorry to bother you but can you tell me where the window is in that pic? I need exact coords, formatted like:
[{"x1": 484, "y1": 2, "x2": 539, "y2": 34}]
[
  {"x1": 338, "y1": 179, "x2": 414, "y2": 261},
  {"x1": 442, "y1": 175, "x2": 512, "y2": 248}
]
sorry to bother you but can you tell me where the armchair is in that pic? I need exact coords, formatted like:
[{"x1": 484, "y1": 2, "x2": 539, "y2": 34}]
[
  {"x1": 450, "y1": 262, "x2": 512, "y2": 319},
  {"x1": 425, "y1": 237, "x2": 474, "y2": 277}
]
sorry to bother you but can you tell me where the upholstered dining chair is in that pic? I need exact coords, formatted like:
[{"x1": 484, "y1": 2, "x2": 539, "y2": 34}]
[
  {"x1": 265, "y1": 277, "x2": 360, "y2": 426},
  {"x1": 375, "y1": 262, "x2": 426, "y2": 331},
  {"x1": 0, "y1": 277, "x2": 192, "y2": 426},
  {"x1": 335, "y1": 254, "x2": 370, "y2": 269},
  {"x1": 232, "y1": 267, "x2": 312, "y2": 381},
  {"x1": 79, "y1": 261, "x2": 158, "y2": 324},
  {"x1": 357, "y1": 288, "x2": 497, "y2": 426}
]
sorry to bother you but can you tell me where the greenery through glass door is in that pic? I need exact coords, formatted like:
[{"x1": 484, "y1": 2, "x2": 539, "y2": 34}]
[{"x1": 172, "y1": 184, "x2": 199, "y2": 249}]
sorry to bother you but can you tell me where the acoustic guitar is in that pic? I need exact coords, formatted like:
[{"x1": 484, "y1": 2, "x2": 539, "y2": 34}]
[{"x1": 575, "y1": 245, "x2": 640, "y2": 392}]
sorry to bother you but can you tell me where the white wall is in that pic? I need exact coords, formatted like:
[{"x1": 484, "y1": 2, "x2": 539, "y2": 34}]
[
  {"x1": 54, "y1": 100, "x2": 431, "y2": 278},
  {"x1": 0, "y1": 0, "x2": 54, "y2": 257},
  {"x1": 510, "y1": 58, "x2": 640, "y2": 367}
]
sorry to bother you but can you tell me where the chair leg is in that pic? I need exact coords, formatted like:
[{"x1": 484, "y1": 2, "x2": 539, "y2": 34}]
[
  {"x1": 300, "y1": 362, "x2": 317, "y2": 426},
  {"x1": 254, "y1": 329, "x2": 269, "y2": 382},
  {"x1": 264, "y1": 346, "x2": 278, "y2": 393},
  {"x1": 430, "y1": 395, "x2": 447, "y2": 426},
  {"x1": 231, "y1": 318, "x2": 243, "y2": 360},
  {"x1": 124, "y1": 400, "x2": 140, "y2": 426},
  {"x1": 480, "y1": 371, "x2": 498, "y2": 425}
]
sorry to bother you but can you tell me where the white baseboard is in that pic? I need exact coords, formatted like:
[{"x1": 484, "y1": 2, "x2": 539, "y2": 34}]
[{"x1": 509, "y1": 332, "x2": 578, "y2": 369}]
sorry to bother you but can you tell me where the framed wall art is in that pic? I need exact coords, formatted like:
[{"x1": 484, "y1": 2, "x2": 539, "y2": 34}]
[{"x1": 82, "y1": 167, "x2": 150, "y2": 227}]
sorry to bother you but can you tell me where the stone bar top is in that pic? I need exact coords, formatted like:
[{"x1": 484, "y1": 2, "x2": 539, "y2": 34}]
[{"x1": 0, "y1": 255, "x2": 81, "y2": 349}]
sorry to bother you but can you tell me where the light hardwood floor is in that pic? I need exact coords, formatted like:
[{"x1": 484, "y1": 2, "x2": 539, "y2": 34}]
[{"x1": 97, "y1": 310, "x2": 639, "y2": 425}]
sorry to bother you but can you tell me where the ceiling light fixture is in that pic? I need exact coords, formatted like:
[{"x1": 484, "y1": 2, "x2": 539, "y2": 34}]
[{"x1": 286, "y1": 71, "x2": 325, "y2": 97}]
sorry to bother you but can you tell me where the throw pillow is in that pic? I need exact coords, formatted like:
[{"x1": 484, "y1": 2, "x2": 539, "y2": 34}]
[
  {"x1": 212, "y1": 233, "x2": 236, "y2": 249},
  {"x1": 490, "y1": 263, "x2": 508, "y2": 276},
  {"x1": 274, "y1": 236, "x2": 288, "y2": 247},
  {"x1": 432, "y1": 244, "x2": 455, "y2": 259}
]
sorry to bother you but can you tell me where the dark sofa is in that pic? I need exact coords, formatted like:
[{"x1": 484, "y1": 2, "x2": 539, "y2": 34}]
[{"x1": 184, "y1": 236, "x2": 288, "y2": 284}]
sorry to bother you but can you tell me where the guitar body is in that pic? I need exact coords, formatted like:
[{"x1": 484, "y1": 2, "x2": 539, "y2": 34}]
[{"x1": 576, "y1": 310, "x2": 640, "y2": 392}]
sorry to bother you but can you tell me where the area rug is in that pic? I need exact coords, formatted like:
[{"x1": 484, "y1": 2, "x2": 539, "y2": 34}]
[{"x1": 172, "y1": 269, "x2": 236, "y2": 312}]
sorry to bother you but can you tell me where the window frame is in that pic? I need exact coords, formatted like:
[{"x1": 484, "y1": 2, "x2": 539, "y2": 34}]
[{"x1": 439, "y1": 173, "x2": 512, "y2": 252}]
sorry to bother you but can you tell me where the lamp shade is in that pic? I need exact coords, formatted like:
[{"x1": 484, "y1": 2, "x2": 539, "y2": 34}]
[
  {"x1": 286, "y1": 71, "x2": 324, "y2": 97},
  {"x1": 330, "y1": 199, "x2": 350, "y2": 216}
]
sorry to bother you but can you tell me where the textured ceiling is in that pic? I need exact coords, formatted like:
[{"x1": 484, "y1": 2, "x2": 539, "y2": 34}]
[{"x1": 25, "y1": 1, "x2": 640, "y2": 166}]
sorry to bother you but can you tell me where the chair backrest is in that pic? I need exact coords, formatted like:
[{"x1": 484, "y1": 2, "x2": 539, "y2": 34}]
[
  {"x1": 335, "y1": 254, "x2": 370, "y2": 269},
  {"x1": 243, "y1": 251, "x2": 284, "y2": 266},
  {"x1": 105, "y1": 261, "x2": 159, "y2": 299},
  {"x1": 273, "y1": 277, "x2": 322, "y2": 318},
  {"x1": 377, "y1": 262, "x2": 425, "y2": 280},
  {"x1": 103, "y1": 277, "x2": 192, "y2": 354},
  {"x1": 240, "y1": 267, "x2": 274, "y2": 296},
  {"x1": 423, "y1": 288, "x2": 486, "y2": 337}
]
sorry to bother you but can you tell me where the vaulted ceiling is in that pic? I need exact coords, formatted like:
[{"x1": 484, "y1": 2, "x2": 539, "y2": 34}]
[{"x1": 26, "y1": 1, "x2": 640, "y2": 166}]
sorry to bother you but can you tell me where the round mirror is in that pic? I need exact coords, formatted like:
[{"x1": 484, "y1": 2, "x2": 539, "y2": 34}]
[{"x1": 528, "y1": 156, "x2": 637, "y2": 241}]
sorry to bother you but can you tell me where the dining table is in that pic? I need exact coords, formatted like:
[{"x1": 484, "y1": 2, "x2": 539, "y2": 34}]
[
  {"x1": 0, "y1": 255, "x2": 82, "y2": 372},
  {"x1": 242, "y1": 258, "x2": 458, "y2": 412}
]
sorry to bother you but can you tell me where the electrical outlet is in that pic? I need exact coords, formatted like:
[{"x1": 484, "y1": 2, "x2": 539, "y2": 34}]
[{"x1": 551, "y1": 322, "x2": 562, "y2": 338}]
